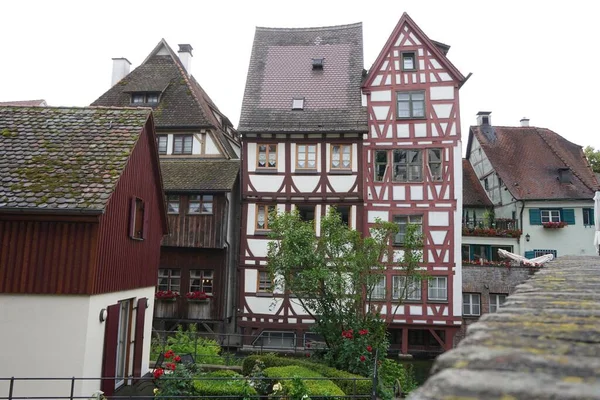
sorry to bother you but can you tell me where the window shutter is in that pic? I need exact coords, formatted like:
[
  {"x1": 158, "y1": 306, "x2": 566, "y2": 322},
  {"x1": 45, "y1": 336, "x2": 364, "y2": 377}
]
[
  {"x1": 142, "y1": 200, "x2": 149, "y2": 240},
  {"x1": 129, "y1": 198, "x2": 136, "y2": 237},
  {"x1": 562, "y1": 209, "x2": 575, "y2": 225},
  {"x1": 524, "y1": 251, "x2": 535, "y2": 259},
  {"x1": 590, "y1": 210, "x2": 596, "y2": 226},
  {"x1": 101, "y1": 303, "x2": 120, "y2": 396},
  {"x1": 529, "y1": 209, "x2": 541, "y2": 225},
  {"x1": 132, "y1": 298, "x2": 147, "y2": 378}
]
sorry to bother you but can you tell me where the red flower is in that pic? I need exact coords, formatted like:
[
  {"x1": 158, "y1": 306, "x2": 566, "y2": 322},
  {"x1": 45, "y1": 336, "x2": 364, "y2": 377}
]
[
  {"x1": 174, "y1": 355, "x2": 181, "y2": 362},
  {"x1": 342, "y1": 329, "x2": 354, "y2": 339},
  {"x1": 359, "y1": 329, "x2": 369, "y2": 336},
  {"x1": 305, "y1": 353, "x2": 311, "y2": 358},
  {"x1": 164, "y1": 350, "x2": 174, "y2": 359},
  {"x1": 306, "y1": 343, "x2": 311, "y2": 348},
  {"x1": 360, "y1": 355, "x2": 366, "y2": 362},
  {"x1": 366, "y1": 345, "x2": 372, "y2": 352},
  {"x1": 153, "y1": 368, "x2": 164, "y2": 379},
  {"x1": 166, "y1": 362, "x2": 176, "y2": 371}
]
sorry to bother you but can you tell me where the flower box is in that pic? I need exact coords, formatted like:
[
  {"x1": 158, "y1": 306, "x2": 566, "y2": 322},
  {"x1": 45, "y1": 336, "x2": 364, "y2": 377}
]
[
  {"x1": 155, "y1": 290, "x2": 180, "y2": 300},
  {"x1": 542, "y1": 222, "x2": 567, "y2": 229},
  {"x1": 185, "y1": 291, "x2": 211, "y2": 301},
  {"x1": 187, "y1": 300, "x2": 212, "y2": 319},
  {"x1": 155, "y1": 299, "x2": 178, "y2": 318}
]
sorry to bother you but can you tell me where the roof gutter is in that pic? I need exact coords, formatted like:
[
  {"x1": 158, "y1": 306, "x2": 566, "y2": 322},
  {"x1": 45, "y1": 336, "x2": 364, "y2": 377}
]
[{"x1": 0, "y1": 207, "x2": 104, "y2": 216}]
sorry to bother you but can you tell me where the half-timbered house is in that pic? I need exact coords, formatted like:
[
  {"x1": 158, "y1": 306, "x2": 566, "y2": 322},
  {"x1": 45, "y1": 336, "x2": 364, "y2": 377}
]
[
  {"x1": 361, "y1": 13, "x2": 467, "y2": 354},
  {"x1": 92, "y1": 40, "x2": 241, "y2": 334},
  {"x1": 0, "y1": 106, "x2": 167, "y2": 397},
  {"x1": 237, "y1": 24, "x2": 368, "y2": 348}
]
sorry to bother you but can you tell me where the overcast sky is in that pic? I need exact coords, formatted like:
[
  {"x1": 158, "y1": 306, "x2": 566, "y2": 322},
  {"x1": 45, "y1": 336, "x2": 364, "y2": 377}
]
[{"x1": 2, "y1": 1, "x2": 599, "y2": 152}]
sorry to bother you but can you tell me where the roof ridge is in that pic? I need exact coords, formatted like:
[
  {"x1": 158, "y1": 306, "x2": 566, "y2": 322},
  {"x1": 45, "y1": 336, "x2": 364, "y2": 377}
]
[
  {"x1": 0, "y1": 105, "x2": 152, "y2": 112},
  {"x1": 256, "y1": 22, "x2": 362, "y2": 32},
  {"x1": 533, "y1": 128, "x2": 595, "y2": 192}
]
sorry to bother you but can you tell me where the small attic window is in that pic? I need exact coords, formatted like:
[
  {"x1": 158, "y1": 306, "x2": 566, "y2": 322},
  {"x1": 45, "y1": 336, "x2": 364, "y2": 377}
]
[
  {"x1": 312, "y1": 58, "x2": 324, "y2": 70},
  {"x1": 481, "y1": 116, "x2": 490, "y2": 125},
  {"x1": 558, "y1": 168, "x2": 572, "y2": 183},
  {"x1": 292, "y1": 98, "x2": 305, "y2": 110},
  {"x1": 131, "y1": 92, "x2": 159, "y2": 104},
  {"x1": 402, "y1": 52, "x2": 416, "y2": 71}
]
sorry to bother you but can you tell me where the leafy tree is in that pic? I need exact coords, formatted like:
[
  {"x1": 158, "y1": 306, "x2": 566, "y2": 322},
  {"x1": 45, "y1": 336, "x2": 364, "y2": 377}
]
[
  {"x1": 266, "y1": 208, "x2": 424, "y2": 374},
  {"x1": 584, "y1": 145, "x2": 600, "y2": 173}
]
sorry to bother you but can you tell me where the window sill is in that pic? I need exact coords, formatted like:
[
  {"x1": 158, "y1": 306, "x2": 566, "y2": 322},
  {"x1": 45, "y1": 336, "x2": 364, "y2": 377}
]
[
  {"x1": 295, "y1": 169, "x2": 319, "y2": 175},
  {"x1": 396, "y1": 117, "x2": 427, "y2": 121},
  {"x1": 427, "y1": 300, "x2": 448, "y2": 304},
  {"x1": 187, "y1": 213, "x2": 214, "y2": 216},
  {"x1": 254, "y1": 230, "x2": 271, "y2": 236},
  {"x1": 329, "y1": 170, "x2": 353, "y2": 175},
  {"x1": 254, "y1": 169, "x2": 279, "y2": 174},
  {"x1": 401, "y1": 69, "x2": 418, "y2": 72},
  {"x1": 463, "y1": 315, "x2": 481, "y2": 319},
  {"x1": 256, "y1": 292, "x2": 274, "y2": 297},
  {"x1": 130, "y1": 237, "x2": 144, "y2": 242}
]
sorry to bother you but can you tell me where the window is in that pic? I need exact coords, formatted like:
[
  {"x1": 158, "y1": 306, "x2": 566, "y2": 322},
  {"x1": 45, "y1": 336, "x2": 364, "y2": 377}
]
[
  {"x1": 393, "y1": 215, "x2": 423, "y2": 245},
  {"x1": 189, "y1": 195, "x2": 213, "y2": 214},
  {"x1": 115, "y1": 299, "x2": 131, "y2": 388},
  {"x1": 331, "y1": 144, "x2": 352, "y2": 170},
  {"x1": 583, "y1": 208, "x2": 595, "y2": 226},
  {"x1": 372, "y1": 276, "x2": 386, "y2": 300},
  {"x1": 167, "y1": 195, "x2": 180, "y2": 214},
  {"x1": 130, "y1": 197, "x2": 145, "y2": 239},
  {"x1": 257, "y1": 144, "x2": 277, "y2": 169},
  {"x1": 258, "y1": 271, "x2": 272, "y2": 292},
  {"x1": 393, "y1": 149, "x2": 422, "y2": 182},
  {"x1": 392, "y1": 276, "x2": 421, "y2": 301},
  {"x1": 157, "y1": 135, "x2": 168, "y2": 154},
  {"x1": 312, "y1": 58, "x2": 324, "y2": 70},
  {"x1": 297, "y1": 205, "x2": 315, "y2": 222},
  {"x1": 534, "y1": 249, "x2": 557, "y2": 258},
  {"x1": 484, "y1": 178, "x2": 489, "y2": 190},
  {"x1": 256, "y1": 205, "x2": 276, "y2": 230},
  {"x1": 462, "y1": 245, "x2": 470, "y2": 261},
  {"x1": 491, "y1": 245, "x2": 513, "y2": 261},
  {"x1": 131, "y1": 92, "x2": 159, "y2": 104},
  {"x1": 158, "y1": 269, "x2": 181, "y2": 292},
  {"x1": 252, "y1": 331, "x2": 296, "y2": 349},
  {"x1": 428, "y1": 149, "x2": 442, "y2": 181},
  {"x1": 292, "y1": 98, "x2": 305, "y2": 110},
  {"x1": 297, "y1": 144, "x2": 317, "y2": 169},
  {"x1": 541, "y1": 209, "x2": 561, "y2": 223},
  {"x1": 401, "y1": 52, "x2": 416, "y2": 71},
  {"x1": 428, "y1": 277, "x2": 447, "y2": 301},
  {"x1": 173, "y1": 135, "x2": 193, "y2": 155},
  {"x1": 462, "y1": 293, "x2": 481, "y2": 316},
  {"x1": 375, "y1": 150, "x2": 388, "y2": 182},
  {"x1": 336, "y1": 205, "x2": 351, "y2": 227},
  {"x1": 396, "y1": 91, "x2": 425, "y2": 118},
  {"x1": 190, "y1": 270, "x2": 213, "y2": 294},
  {"x1": 489, "y1": 294, "x2": 507, "y2": 313}
]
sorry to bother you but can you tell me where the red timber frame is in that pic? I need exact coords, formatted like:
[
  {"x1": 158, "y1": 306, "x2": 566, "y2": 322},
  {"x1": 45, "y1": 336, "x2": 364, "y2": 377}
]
[
  {"x1": 361, "y1": 13, "x2": 466, "y2": 354},
  {"x1": 238, "y1": 132, "x2": 364, "y2": 346}
]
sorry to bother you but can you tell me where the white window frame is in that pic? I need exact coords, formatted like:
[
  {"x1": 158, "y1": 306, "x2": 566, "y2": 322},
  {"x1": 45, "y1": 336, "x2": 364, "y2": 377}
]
[
  {"x1": 371, "y1": 276, "x2": 386, "y2": 300},
  {"x1": 428, "y1": 277, "x2": 447, "y2": 301},
  {"x1": 392, "y1": 276, "x2": 421, "y2": 301},
  {"x1": 157, "y1": 135, "x2": 168, "y2": 154},
  {"x1": 190, "y1": 270, "x2": 213, "y2": 294},
  {"x1": 158, "y1": 269, "x2": 181, "y2": 292},
  {"x1": 115, "y1": 299, "x2": 131, "y2": 388},
  {"x1": 393, "y1": 149, "x2": 422, "y2": 182},
  {"x1": 393, "y1": 215, "x2": 423, "y2": 246},
  {"x1": 258, "y1": 271, "x2": 272, "y2": 293},
  {"x1": 541, "y1": 209, "x2": 561, "y2": 223},
  {"x1": 188, "y1": 195, "x2": 213, "y2": 214},
  {"x1": 489, "y1": 293, "x2": 507, "y2": 313},
  {"x1": 167, "y1": 195, "x2": 179, "y2": 214},
  {"x1": 462, "y1": 293, "x2": 481, "y2": 316}
]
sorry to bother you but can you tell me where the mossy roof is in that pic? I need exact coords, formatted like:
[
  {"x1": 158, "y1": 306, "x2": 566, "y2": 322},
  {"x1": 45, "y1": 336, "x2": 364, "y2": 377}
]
[
  {"x1": 0, "y1": 106, "x2": 151, "y2": 211},
  {"x1": 160, "y1": 159, "x2": 240, "y2": 192}
]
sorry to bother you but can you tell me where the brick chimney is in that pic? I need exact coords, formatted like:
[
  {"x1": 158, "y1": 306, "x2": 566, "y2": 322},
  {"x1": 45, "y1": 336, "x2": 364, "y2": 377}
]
[
  {"x1": 111, "y1": 58, "x2": 131, "y2": 87},
  {"x1": 520, "y1": 117, "x2": 530, "y2": 127},
  {"x1": 178, "y1": 44, "x2": 193, "y2": 76}
]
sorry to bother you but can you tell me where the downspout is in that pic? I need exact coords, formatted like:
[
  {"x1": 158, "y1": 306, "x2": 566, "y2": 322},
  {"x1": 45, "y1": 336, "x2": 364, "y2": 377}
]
[{"x1": 519, "y1": 200, "x2": 526, "y2": 255}]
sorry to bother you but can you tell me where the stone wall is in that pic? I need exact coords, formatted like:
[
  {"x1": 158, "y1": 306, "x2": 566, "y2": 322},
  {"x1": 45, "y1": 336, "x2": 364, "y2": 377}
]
[
  {"x1": 409, "y1": 256, "x2": 600, "y2": 399},
  {"x1": 456, "y1": 264, "x2": 538, "y2": 344}
]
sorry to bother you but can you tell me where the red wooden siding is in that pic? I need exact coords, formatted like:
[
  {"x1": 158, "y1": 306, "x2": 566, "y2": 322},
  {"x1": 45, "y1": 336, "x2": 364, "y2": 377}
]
[
  {"x1": 162, "y1": 195, "x2": 226, "y2": 248},
  {"x1": 94, "y1": 121, "x2": 166, "y2": 294},
  {"x1": 0, "y1": 217, "x2": 98, "y2": 294}
]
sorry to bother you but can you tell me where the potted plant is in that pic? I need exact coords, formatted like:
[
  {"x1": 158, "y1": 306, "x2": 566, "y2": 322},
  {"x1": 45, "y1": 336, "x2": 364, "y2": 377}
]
[
  {"x1": 186, "y1": 291, "x2": 212, "y2": 319},
  {"x1": 185, "y1": 291, "x2": 211, "y2": 302},
  {"x1": 542, "y1": 221, "x2": 567, "y2": 229}
]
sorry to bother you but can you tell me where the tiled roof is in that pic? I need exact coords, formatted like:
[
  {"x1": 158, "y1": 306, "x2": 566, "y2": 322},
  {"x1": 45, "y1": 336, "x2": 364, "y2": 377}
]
[
  {"x1": 0, "y1": 106, "x2": 151, "y2": 211},
  {"x1": 91, "y1": 40, "x2": 238, "y2": 159},
  {"x1": 470, "y1": 125, "x2": 599, "y2": 200},
  {"x1": 0, "y1": 99, "x2": 47, "y2": 106},
  {"x1": 463, "y1": 159, "x2": 493, "y2": 207},
  {"x1": 160, "y1": 159, "x2": 240, "y2": 191},
  {"x1": 239, "y1": 23, "x2": 367, "y2": 133}
]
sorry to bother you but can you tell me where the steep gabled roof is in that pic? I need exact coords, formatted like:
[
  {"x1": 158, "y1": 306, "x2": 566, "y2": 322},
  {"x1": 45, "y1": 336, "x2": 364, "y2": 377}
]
[
  {"x1": 467, "y1": 125, "x2": 599, "y2": 201},
  {"x1": 92, "y1": 39, "x2": 239, "y2": 158},
  {"x1": 363, "y1": 12, "x2": 465, "y2": 88},
  {"x1": 161, "y1": 159, "x2": 240, "y2": 192},
  {"x1": 463, "y1": 159, "x2": 493, "y2": 207},
  {"x1": 0, "y1": 106, "x2": 152, "y2": 212},
  {"x1": 239, "y1": 23, "x2": 367, "y2": 133}
]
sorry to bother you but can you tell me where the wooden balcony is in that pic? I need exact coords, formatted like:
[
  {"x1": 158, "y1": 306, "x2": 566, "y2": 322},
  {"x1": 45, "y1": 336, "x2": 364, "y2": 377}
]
[{"x1": 462, "y1": 218, "x2": 521, "y2": 238}]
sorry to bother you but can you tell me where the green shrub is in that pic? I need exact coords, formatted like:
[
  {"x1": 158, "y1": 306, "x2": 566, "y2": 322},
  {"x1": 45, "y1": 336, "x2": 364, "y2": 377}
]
[
  {"x1": 241, "y1": 355, "x2": 371, "y2": 395},
  {"x1": 155, "y1": 324, "x2": 225, "y2": 365},
  {"x1": 264, "y1": 366, "x2": 345, "y2": 397},
  {"x1": 194, "y1": 370, "x2": 257, "y2": 400},
  {"x1": 377, "y1": 359, "x2": 418, "y2": 397}
]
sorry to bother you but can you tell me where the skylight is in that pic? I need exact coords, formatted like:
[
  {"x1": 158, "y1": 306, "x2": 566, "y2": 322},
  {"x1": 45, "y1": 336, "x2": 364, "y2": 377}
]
[{"x1": 292, "y1": 98, "x2": 305, "y2": 110}]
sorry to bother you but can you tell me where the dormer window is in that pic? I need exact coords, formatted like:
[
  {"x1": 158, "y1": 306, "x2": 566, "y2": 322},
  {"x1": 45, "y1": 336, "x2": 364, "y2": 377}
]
[
  {"x1": 558, "y1": 168, "x2": 572, "y2": 183},
  {"x1": 131, "y1": 92, "x2": 160, "y2": 104},
  {"x1": 402, "y1": 52, "x2": 416, "y2": 71},
  {"x1": 312, "y1": 58, "x2": 324, "y2": 70},
  {"x1": 292, "y1": 98, "x2": 305, "y2": 110}
]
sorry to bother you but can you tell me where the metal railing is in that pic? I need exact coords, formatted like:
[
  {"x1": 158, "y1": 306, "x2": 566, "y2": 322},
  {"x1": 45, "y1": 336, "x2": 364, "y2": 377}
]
[{"x1": 462, "y1": 218, "x2": 519, "y2": 230}]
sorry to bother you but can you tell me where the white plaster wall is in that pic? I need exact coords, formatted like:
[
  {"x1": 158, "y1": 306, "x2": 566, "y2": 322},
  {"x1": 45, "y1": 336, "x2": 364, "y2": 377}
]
[
  {"x1": 328, "y1": 175, "x2": 356, "y2": 193},
  {"x1": 245, "y1": 269, "x2": 258, "y2": 292},
  {"x1": 277, "y1": 143, "x2": 285, "y2": 173},
  {"x1": 453, "y1": 143, "x2": 463, "y2": 317},
  {"x1": 245, "y1": 296, "x2": 282, "y2": 315},
  {"x1": 0, "y1": 294, "x2": 89, "y2": 397},
  {"x1": 249, "y1": 175, "x2": 284, "y2": 192},
  {"x1": 462, "y1": 236, "x2": 520, "y2": 253},
  {"x1": 166, "y1": 134, "x2": 174, "y2": 155},
  {"x1": 246, "y1": 203, "x2": 256, "y2": 235},
  {"x1": 204, "y1": 132, "x2": 220, "y2": 155},
  {"x1": 247, "y1": 143, "x2": 257, "y2": 173},
  {"x1": 248, "y1": 238, "x2": 270, "y2": 258},
  {"x1": 292, "y1": 176, "x2": 320, "y2": 192},
  {"x1": 81, "y1": 286, "x2": 155, "y2": 395},
  {"x1": 521, "y1": 202, "x2": 596, "y2": 256},
  {"x1": 429, "y1": 86, "x2": 454, "y2": 100}
]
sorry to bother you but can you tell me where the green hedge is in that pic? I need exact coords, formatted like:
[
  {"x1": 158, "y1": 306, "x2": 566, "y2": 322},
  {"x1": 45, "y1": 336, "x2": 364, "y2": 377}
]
[
  {"x1": 264, "y1": 366, "x2": 345, "y2": 397},
  {"x1": 194, "y1": 370, "x2": 257, "y2": 400},
  {"x1": 242, "y1": 355, "x2": 371, "y2": 395}
]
